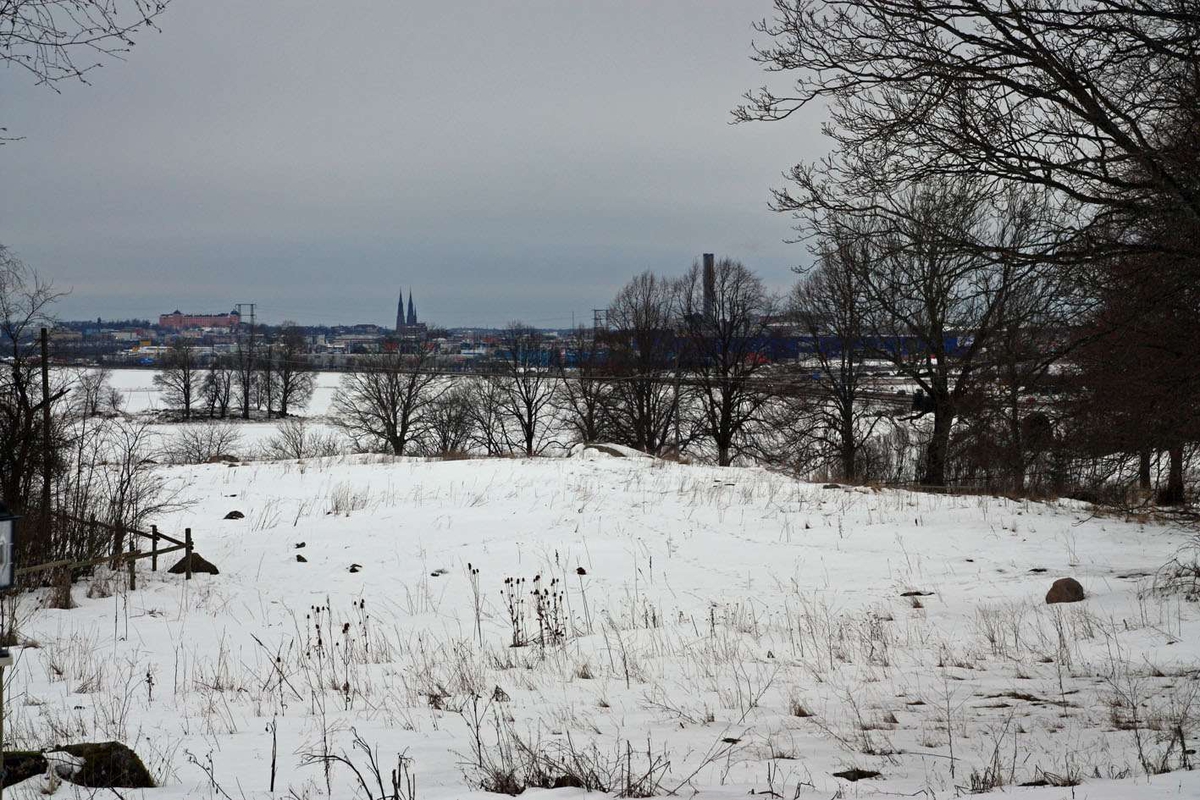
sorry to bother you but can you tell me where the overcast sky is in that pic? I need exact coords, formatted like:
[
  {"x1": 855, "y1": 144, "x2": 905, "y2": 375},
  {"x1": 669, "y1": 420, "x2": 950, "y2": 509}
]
[{"x1": 1, "y1": 1, "x2": 824, "y2": 328}]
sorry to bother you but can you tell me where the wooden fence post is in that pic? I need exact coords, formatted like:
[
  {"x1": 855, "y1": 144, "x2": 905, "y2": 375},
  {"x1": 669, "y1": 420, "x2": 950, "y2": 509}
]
[
  {"x1": 55, "y1": 566, "x2": 71, "y2": 610},
  {"x1": 127, "y1": 540, "x2": 136, "y2": 592},
  {"x1": 184, "y1": 528, "x2": 193, "y2": 580},
  {"x1": 112, "y1": 525, "x2": 125, "y2": 571},
  {"x1": 151, "y1": 525, "x2": 159, "y2": 572}
]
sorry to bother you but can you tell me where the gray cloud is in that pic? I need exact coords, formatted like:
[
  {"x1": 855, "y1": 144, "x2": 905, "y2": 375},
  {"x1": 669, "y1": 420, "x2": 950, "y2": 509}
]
[{"x1": 1, "y1": 0, "x2": 825, "y2": 327}]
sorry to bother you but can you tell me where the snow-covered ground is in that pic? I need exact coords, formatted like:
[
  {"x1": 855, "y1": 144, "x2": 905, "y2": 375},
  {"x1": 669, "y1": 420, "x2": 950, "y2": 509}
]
[{"x1": 7, "y1": 450, "x2": 1200, "y2": 798}]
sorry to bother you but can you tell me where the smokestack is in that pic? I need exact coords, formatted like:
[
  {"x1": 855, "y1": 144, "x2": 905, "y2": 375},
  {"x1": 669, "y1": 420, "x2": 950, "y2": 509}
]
[{"x1": 702, "y1": 253, "x2": 716, "y2": 319}]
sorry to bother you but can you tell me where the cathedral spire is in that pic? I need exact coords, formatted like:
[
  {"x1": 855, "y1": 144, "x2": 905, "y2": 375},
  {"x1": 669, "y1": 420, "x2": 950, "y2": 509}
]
[
  {"x1": 407, "y1": 289, "x2": 417, "y2": 326},
  {"x1": 396, "y1": 289, "x2": 405, "y2": 331}
]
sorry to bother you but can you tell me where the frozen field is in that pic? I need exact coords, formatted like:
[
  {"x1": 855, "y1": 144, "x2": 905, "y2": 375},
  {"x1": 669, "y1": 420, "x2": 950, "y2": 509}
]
[{"x1": 7, "y1": 451, "x2": 1200, "y2": 797}]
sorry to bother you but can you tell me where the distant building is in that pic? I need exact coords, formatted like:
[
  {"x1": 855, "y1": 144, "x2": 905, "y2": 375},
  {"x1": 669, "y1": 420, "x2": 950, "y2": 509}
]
[
  {"x1": 394, "y1": 289, "x2": 428, "y2": 337},
  {"x1": 159, "y1": 309, "x2": 241, "y2": 330}
]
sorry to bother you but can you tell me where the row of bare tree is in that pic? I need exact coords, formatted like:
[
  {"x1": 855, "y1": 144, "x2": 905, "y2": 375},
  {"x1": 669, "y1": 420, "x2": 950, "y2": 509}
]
[
  {"x1": 153, "y1": 325, "x2": 316, "y2": 421},
  {"x1": 328, "y1": 258, "x2": 778, "y2": 466}
]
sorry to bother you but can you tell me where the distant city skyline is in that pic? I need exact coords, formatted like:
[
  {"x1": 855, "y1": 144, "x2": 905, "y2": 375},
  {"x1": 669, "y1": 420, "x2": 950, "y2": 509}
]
[{"x1": 1, "y1": 1, "x2": 821, "y2": 328}]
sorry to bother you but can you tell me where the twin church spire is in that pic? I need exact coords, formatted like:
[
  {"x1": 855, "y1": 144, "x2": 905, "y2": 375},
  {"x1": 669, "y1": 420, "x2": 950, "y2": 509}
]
[{"x1": 396, "y1": 289, "x2": 418, "y2": 330}]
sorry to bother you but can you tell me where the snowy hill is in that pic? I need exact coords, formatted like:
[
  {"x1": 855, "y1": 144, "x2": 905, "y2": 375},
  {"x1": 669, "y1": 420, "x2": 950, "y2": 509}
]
[{"x1": 9, "y1": 455, "x2": 1200, "y2": 798}]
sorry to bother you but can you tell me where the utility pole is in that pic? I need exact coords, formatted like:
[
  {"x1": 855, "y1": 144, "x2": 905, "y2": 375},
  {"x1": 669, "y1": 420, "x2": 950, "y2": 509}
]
[
  {"x1": 235, "y1": 303, "x2": 256, "y2": 419},
  {"x1": 39, "y1": 328, "x2": 51, "y2": 535}
]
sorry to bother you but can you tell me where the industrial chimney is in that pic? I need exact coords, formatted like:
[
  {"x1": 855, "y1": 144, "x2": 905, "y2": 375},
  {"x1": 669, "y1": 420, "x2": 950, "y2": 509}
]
[{"x1": 702, "y1": 253, "x2": 716, "y2": 319}]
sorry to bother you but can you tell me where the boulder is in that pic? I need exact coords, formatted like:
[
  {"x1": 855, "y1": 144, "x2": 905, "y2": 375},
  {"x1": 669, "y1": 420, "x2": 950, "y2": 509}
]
[
  {"x1": 224, "y1": 510, "x2": 245, "y2": 520},
  {"x1": 0, "y1": 751, "x2": 47, "y2": 787},
  {"x1": 58, "y1": 741, "x2": 154, "y2": 788},
  {"x1": 1, "y1": 743, "x2": 154, "y2": 789},
  {"x1": 1045, "y1": 577, "x2": 1085, "y2": 604},
  {"x1": 167, "y1": 552, "x2": 219, "y2": 575},
  {"x1": 296, "y1": 554, "x2": 308, "y2": 563}
]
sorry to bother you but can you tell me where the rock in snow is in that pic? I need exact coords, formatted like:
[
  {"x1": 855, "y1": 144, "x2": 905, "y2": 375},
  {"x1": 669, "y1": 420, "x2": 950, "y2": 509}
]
[{"x1": 1045, "y1": 577, "x2": 1086, "y2": 604}]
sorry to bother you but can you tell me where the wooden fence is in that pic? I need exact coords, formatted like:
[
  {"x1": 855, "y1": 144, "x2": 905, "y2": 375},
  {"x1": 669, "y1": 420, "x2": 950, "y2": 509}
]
[{"x1": 16, "y1": 514, "x2": 197, "y2": 587}]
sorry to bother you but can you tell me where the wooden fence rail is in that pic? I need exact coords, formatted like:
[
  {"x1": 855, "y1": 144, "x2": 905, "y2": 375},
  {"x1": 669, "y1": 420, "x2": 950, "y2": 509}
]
[
  {"x1": 53, "y1": 512, "x2": 188, "y2": 548},
  {"x1": 17, "y1": 513, "x2": 197, "y2": 583},
  {"x1": 15, "y1": 543, "x2": 187, "y2": 578}
]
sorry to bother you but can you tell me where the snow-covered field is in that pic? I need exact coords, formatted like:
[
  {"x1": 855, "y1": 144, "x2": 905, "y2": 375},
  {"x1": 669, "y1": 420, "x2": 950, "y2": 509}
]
[{"x1": 7, "y1": 448, "x2": 1200, "y2": 798}]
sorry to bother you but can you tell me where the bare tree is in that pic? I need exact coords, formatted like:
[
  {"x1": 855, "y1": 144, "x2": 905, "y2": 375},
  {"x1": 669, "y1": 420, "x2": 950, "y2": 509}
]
[
  {"x1": 2, "y1": 1, "x2": 173, "y2": 86},
  {"x1": 201, "y1": 356, "x2": 234, "y2": 419},
  {"x1": 234, "y1": 338, "x2": 256, "y2": 420},
  {"x1": 100, "y1": 416, "x2": 180, "y2": 528},
  {"x1": 789, "y1": 234, "x2": 885, "y2": 481},
  {"x1": 491, "y1": 322, "x2": 559, "y2": 457},
  {"x1": 823, "y1": 179, "x2": 1054, "y2": 486},
  {"x1": 71, "y1": 366, "x2": 120, "y2": 418},
  {"x1": 0, "y1": 245, "x2": 67, "y2": 518},
  {"x1": 604, "y1": 272, "x2": 679, "y2": 455},
  {"x1": 678, "y1": 258, "x2": 778, "y2": 466},
  {"x1": 258, "y1": 343, "x2": 277, "y2": 418},
  {"x1": 274, "y1": 322, "x2": 315, "y2": 418},
  {"x1": 954, "y1": 274, "x2": 1067, "y2": 493},
  {"x1": 424, "y1": 381, "x2": 476, "y2": 457},
  {"x1": 736, "y1": 0, "x2": 1200, "y2": 265},
  {"x1": 0, "y1": 246, "x2": 182, "y2": 575},
  {"x1": 261, "y1": 418, "x2": 341, "y2": 460},
  {"x1": 152, "y1": 338, "x2": 199, "y2": 419},
  {"x1": 332, "y1": 337, "x2": 442, "y2": 456},
  {"x1": 554, "y1": 325, "x2": 614, "y2": 445},
  {"x1": 54, "y1": 414, "x2": 179, "y2": 566},
  {"x1": 465, "y1": 376, "x2": 510, "y2": 457},
  {"x1": 165, "y1": 422, "x2": 244, "y2": 465},
  {"x1": 2, "y1": 1, "x2": 175, "y2": 140}
]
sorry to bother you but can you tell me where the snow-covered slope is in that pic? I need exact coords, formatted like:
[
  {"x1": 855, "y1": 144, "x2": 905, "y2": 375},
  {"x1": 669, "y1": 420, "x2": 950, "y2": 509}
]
[{"x1": 9, "y1": 455, "x2": 1199, "y2": 798}]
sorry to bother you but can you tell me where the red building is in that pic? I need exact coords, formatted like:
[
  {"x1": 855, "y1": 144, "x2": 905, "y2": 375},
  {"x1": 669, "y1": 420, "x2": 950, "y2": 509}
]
[{"x1": 158, "y1": 309, "x2": 241, "y2": 330}]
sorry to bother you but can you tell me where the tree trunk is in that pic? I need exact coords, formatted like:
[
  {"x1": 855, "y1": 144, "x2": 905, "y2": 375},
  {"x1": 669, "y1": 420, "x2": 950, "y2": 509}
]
[
  {"x1": 1007, "y1": 393, "x2": 1024, "y2": 494},
  {"x1": 922, "y1": 404, "x2": 953, "y2": 487},
  {"x1": 1159, "y1": 446, "x2": 1185, "y2": 505},
  {"x1": 838, "y1": 398, "x2": 857, "y2": 482},
  {"x1": 841, "y1": 442, "x2": 856, "y2": 483},
  {"x1": 1138, "y1": 449, "x2": 1152, "y2": 493}
]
